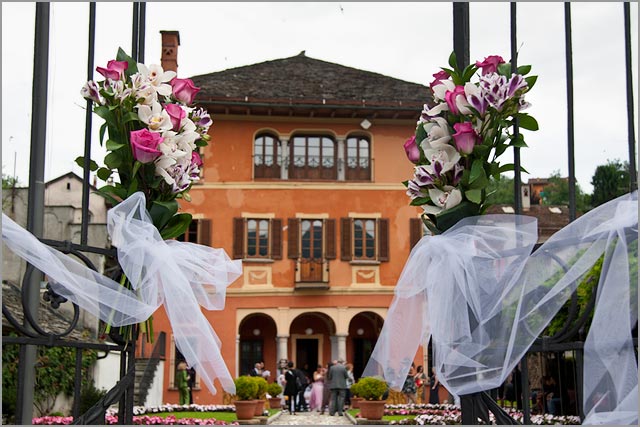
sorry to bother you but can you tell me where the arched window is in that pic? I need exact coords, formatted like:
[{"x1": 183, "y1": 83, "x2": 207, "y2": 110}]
[
  {"x1": 289, "y1": 135, "x2": 337, "y2": 180},
  {"x1": 254, "y1": 133, "x2": 282, "y2": 179},
  {"x1": 345, "y1": 135, "x2": 371, "y2": 181}
]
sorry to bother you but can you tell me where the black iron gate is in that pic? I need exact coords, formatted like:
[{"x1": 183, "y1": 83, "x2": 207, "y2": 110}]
[{"x1": 2, "y1": 3, "x2": 146, "y2": 424}]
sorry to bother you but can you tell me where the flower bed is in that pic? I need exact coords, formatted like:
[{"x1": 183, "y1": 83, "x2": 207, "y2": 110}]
[
  {"x1": 34, "y1": 404, "x2": 239, "y2": 425},
  {"x1": 380, "y1": 403, "x2": 580, "y2": 425}
]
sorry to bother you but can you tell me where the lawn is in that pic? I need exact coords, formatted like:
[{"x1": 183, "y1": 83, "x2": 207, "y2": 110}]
[{"x1": 150, "y1": 409, "x2": 280, "y2": 423}]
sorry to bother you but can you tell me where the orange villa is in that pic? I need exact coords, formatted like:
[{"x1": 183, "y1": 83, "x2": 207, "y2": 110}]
[{"x1": 146, "y1": 31, "x2": 440, "y2": 405}]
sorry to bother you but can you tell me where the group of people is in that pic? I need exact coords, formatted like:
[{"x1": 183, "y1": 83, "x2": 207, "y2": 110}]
[
  {"x1": 401, "y1": 363, "x2": 440, "y2": 405},
  {"x1": 280, "y1": 359, "x2": 355, "y2": 416},
  {"x1": 248, "y1": 361, "x2": 271, "y2": 381}
]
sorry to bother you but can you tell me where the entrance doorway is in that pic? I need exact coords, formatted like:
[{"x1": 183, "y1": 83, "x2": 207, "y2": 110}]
[
  {"x1": 353, "y1": 338, "x2": 375, "y2": 380},
  {"x1": 295, "y1": 338, "x2": 318, "y2": 379}
]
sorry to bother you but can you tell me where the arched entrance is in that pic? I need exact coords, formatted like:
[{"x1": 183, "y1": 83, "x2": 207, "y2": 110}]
[
  {"x1": 238, "y1": 313, "x2": 277, "y2": 378},
  {"x1": 289, "y1": 312, "x2": 335, "y2": 379},
  {"x1": 348, "y1": 311, "x2": 384, "y2": 380}
]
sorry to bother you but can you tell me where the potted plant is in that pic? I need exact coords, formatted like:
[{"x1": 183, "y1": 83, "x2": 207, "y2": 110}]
[
  {"x1": 356, "y1": 376, "x2": 388, "y2": 420},
  {"x1": 233, "y1": 376, "x2": 258, "y2": 420},
  {"x1": 349, "y1": 381, "x2": 363, "y2": 409},
  {"x1": 267, "y1": 382, "x2": 283, "y2": 410},
  {"x1": 252, "y1": 376, "x2": 269, "y2": 416}
]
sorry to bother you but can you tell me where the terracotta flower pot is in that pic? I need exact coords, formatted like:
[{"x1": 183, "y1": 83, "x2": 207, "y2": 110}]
[
  {"x1": 359, "y1": 399, "x2": 387, "y2": 420},
  {"x1": 268, "y1": 397, "x2": 282, "y2": 410},
  {"x1": 253, "y1": 399, "x2": 266, "y2": 416},
  {"x1": 351, "y1": 396, "x2": 362, "y2": 409},
  {"x1": 234, "y1": 400, "x2": 256, "y2": 420}
]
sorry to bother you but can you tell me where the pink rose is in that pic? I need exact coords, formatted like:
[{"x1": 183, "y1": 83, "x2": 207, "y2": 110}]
[
  {"x1": 171, "y1": 78, "x2": 200, "y2": 104},
  {"x1": 445, "y1": 85, "x2": 466, "y2": 115},
  {"x1": 475, "y1": 55, "x2": 505, "y2": 75},
  {"x1": 452, "y1": 122, "x2": 478, "y2": 155},
  {"x1": 164, "y1": 103, "x2": 186, "y2": 131},
  {"x1": 96, "y1": 60, "x2": 128, "y2": 80},
  {"x1": 430, "y1": 70, "x2": 450, "y2": 88},
  {"x1": 130, "y1": 129, "x2": 163, "y2": 163},
  {"x1": 191, "y1": 151, "x2": 203, "y2": 167},
  {"x1": 403, "y1": 135, "x2": 420, "y2": 164}
]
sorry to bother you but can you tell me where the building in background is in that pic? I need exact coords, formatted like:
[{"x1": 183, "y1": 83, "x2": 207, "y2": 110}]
[{"x1": 149, "y1": 31, "x2": 440, "y2": 405}]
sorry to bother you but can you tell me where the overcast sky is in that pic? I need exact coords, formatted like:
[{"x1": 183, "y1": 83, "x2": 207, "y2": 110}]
[{"x1": 2, "y1": 2, "x2": 638, "y2": 194}]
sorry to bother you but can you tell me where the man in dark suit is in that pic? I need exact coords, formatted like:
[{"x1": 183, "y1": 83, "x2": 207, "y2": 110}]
[
  {"x1": 248, "y1": 362, "x2": 261, "y2": 377},
  {"x1": 295, "y1": 366, "x2": 310, "y2": 412},
  {"x1": 327, "y1": 359, "x2": 349, "y2": 416}
]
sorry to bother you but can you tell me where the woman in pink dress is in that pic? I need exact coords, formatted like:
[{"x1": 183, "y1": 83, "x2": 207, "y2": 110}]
[{"x1": 309, "y1": 364, "x2": 326, "y2": 411}]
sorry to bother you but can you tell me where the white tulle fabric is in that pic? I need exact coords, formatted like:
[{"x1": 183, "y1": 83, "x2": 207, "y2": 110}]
[
  {"x1": 363, "y1": 191, "x2": 637, "y2": 425},
  {"x1": 2, "y1": 192, "x2": 242, "y2": 395}
]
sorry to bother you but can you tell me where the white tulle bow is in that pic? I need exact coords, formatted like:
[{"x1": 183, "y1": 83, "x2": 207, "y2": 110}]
[
  {"x1": 363, "y1": 191, "x2": 637, "y2": 425},
  {"x1": 2, "y1": 192, "x2": 242, "y2": 395}
]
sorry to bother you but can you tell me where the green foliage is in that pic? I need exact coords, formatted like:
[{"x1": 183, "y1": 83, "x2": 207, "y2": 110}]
[
  {"x1": 251, "y1": 376, "x2": 269, "y2": 399},
  {"x1": 2, "y1": 173, "x2": 19, "y2": 189},
  {"x1": 266, "y1": 382, "x2": 282, "y2": 397},
  {"x1": 78, "y1": 382, "x2": 107, "y2": 415},
  {"x1": 355, "y1": 377, "x2": 388, "y2": 401},
  {"x1": 2, "y1": 337, "x2": 99, "y2": 417},
  {"x1": 350, "y1": 381, "x2": 361, "y2": 397},
  {"x1": 486, "y1": 176, "x2": 516, "y2": 205},
  {"x1": 540, "y1": 170, "x2": 590, "y2": 213},
  {"x1": 590, "y1": 159, "x2": 630, "y2": 207},
  {"x1": 233, "y1": 376, "x2": 258, "y2": 401}
]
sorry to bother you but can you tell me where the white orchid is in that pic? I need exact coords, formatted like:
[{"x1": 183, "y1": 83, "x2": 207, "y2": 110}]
[
  {"x1": 157, "y1": 131, "x2": 190, "y2": 160},
  {"x1": 422, "y1": 144, "x2": 461, "y2": 177},
  {"x1": 422, "y1": 187, "x2": 463, "y2": 215},
  {"x1": 137, "y1": 101, "x2": 173, "y2": 132},
  {"x1": 421, "y1": 117, "x2": 452, "y2": 148},
  {"x1": 137, "y1": 63, "x2": 176, "y2": 97}
]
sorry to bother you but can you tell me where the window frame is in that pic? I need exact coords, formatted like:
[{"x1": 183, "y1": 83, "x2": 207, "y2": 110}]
[
  {"x1": 253, "y1": 133, "x2": 282, "y2": 179},
  {"x1": 289, "y1": 134, "x2": 337, "y2": 181},
  {"x1": 233, "y1": 217, "x2": 282, "y2": 261},
  {"x1": 345, "y1": 134, "x2": 372, "y2": 181},
  {"x1": 341, "y1": 217, "x2": 389, "y2": 263}
]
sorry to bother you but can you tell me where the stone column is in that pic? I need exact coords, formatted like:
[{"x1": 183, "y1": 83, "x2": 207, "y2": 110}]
[
  {"x1": 236, "y1": 335, "x2": 241, "y2": 378},
  {"x1": 277, "y1": 335, "x2": 289, "y2": 363},
  {"x1": 336, "y1": 334, "x2": 348, "y2": 362},
  {"x1": 330, "y1": 335, "x2": 339, "y2": 361}
]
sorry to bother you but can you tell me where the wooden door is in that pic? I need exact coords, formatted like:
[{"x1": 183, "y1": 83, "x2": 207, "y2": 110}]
[{"x1": 299, "y1": 219, "x2": 323, "y2": 282}]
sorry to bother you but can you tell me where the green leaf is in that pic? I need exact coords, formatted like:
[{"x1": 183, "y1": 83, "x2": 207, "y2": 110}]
[
  {"x1": 448, "y1": 51, "x2": 458, "y2": 70},
  {"x1": 433, "y1": 200, "x2": 481, "y2": 233},
  {"x1": 415, "y1": 123, "x2": 428, "y2": 144},
  {"x1": 116, "y1": 47, "x2": 139, "y2": 77},
  {"x1": 497, "y1": 63, "x2": 512, "y2": 76},
  {"x1": 462, "y1": 64, "x2": 478, "y2": 82},
  {"x1": 469, "y1": 172, "x2": 489, "y2": 189},
  {"x1": 498, "y1": 163, "x2": 516, "y2": 173},
  {"x1": 99, "y1": 122, "x2": 108, "y2": 145},
  {"x1": 103, "y1": 151, "x2": 122, "y2": 169},
  {"x1": 74, "y1": 156, "x2": 99, "y2": 171},
  {"x1": 106, "y1": 139, "x2": 126, "y2": 151},
  {"x1": 410, "y1": 196, "x2": 431, "y2": 206},
  {"x1": 525, "y1": 75, "x2": 538, "y2": 90},
  {"x1": 149, "y1": 199, "x2": 180, "y2": 231},
  {"x1": 494, "y1": 141, "x2": 509, "y2": 158},
  {"x1": 469, "y1": 159, "x2": 485, "y2": 184},
  {"x1": 96, "y1": 167, "x2": 112, "y2": 181},
  {"x1": 132, "y1": 160, "x2": 142, "y2": 178},
  {"x1": 94, "y1": 105, "x2": 114, "y2": 122},
  {"x1": 510, "y1": 134, "x2": 529, "y2": 148},
  {"x1": 195, "y1": 139, "x2": 208, "y2": 147},
  {"x1": 465, "y1": 188, "x2": 482, "y2": 204},
  {"x1": 160, "y1": 213, "x2": 193, "y2": 240},
  {"x1": 123, "y1": 111, "x2": 141, "y2": 125},
  {"x1": 516, "y1": 65, "x2": 532, "y2": 75},
  {"x1": 515, "y1": 113, "x2": 539, "y2": 131}
]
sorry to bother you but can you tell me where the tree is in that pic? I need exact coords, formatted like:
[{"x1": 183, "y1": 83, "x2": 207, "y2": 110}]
[
  {"x1": 486, "y1": 176, "x2": 515, "y2": 205},
  {"x1": 590, "y1": 159, "x2": 630, "y2": 207},
  {"x1": 541, "y1": 170, "x2": 589, "y2": 213}
]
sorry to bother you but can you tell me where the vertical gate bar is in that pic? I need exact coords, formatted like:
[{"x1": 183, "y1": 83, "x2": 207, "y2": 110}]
[
  {"x1": 118, "y1": 345, "x2": 127, "y2": 424},
  {"x1": 521, "y1": 356, "x2": 531, "y2": 424},
  {"x1": 453, "y1": 2, "x2": 470, "y2": 69},
  {"x1": 575, "y1": 348, "x2": 585, "y2": 421},
  {"x1": 72, "y1": 348, "x2": 83, "y2": 419},
  {"x1": 511, "y1": 2, "x2": 523, "y2": 214},
  {"x1": 17, "y1": 3, "x2": 51, "y2": 424},
  {"x1": 138, "y1": 2, "x2": 146, "y2": 63},
  {"x1": 624, "y1": 2, "x2": 637, "y2": 191},
  {"x1": 81, "y1": 2, "x2": 96, "y2": 246},
  {"x1": 564, "y1": 2, "x2": 576, "y2": 222},
  {"x1": 131, "y1": 2, "x2": 139, "y2": 61}
]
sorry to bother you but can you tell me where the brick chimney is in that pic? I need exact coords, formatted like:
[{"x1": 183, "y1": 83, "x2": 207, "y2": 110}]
[{"x1": 160, "y1": 30, "x2": 180, "y2": 74}]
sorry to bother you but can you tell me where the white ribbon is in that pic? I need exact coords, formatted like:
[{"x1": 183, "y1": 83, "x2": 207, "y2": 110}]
[
  {"x1": 363, "y1": 191, "x2": 637, "y2": 425},
  {"x1": 2, "y1": 192, "x2": 242, "y2": 395}
]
